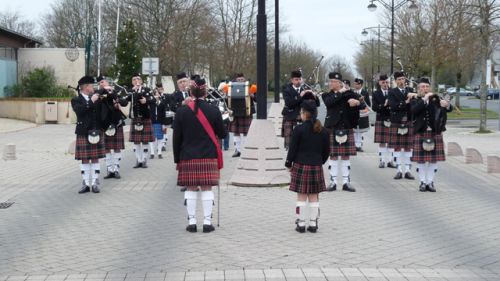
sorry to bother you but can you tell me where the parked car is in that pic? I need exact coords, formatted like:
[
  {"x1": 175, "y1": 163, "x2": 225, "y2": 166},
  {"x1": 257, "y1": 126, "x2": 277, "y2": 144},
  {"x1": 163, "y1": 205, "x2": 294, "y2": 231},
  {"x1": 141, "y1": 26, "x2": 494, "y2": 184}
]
[
  {"x1": 446, "y1": 87, "x2": 474, "y2": 96},
  {"x1": 475, "y1": 88, "x2": 500, "y2": 100}
]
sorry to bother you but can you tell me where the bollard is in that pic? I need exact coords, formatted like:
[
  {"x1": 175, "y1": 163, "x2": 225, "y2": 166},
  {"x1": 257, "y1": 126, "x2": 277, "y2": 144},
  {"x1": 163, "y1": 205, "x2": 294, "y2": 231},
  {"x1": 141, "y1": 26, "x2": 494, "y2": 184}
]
[{"x1": 3, "y1": 144, "x2": 16, "y2": 160}]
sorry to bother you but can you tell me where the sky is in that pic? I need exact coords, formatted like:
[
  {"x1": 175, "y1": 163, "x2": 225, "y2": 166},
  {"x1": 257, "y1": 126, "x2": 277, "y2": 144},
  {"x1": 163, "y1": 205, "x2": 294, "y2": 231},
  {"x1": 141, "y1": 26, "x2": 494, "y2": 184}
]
[{"x1": 1, "y1": 0, "x2": 383, "y2": 73}]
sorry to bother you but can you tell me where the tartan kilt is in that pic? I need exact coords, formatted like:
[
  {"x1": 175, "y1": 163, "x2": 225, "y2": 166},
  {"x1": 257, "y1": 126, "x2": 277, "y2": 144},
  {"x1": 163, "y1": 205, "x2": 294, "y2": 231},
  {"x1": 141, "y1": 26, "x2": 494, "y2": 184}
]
[
  {"x1": 328, "y1": 128, "x2": 357, "y2": 157},
  {"x1": 289, "y1": 163, "x2": 326, "y2": 194},
  {"x1": 229, "y1": 116, "x2": 252, "y2": 135},
  {"x1": 104, "y1": 126, "x2": 125, "y2": 152},
  {"x1": 177, "y1": 158, "x2": 220, "y2": 187},
  {"x1": 152, "y1": 122, "x2": 164, "y2": 140},
  {"x1": 75, "y1": 133, "x2": 106, "y2": 160},
  {"x1": 129, "y1": 118, "x2": 155, "y2": 144},
  {"x1": 388, "y1": 122, "x2": 413, "y2": 151},
  {"x1": 374, "y1": 120, "x2": 391, "y2": 144},
  {"x1": 411, "y1": 131, "x2": 445, "y2": 163},
  {"x1": 282, "y1": 119, "x2": 297, "y2": 148}
]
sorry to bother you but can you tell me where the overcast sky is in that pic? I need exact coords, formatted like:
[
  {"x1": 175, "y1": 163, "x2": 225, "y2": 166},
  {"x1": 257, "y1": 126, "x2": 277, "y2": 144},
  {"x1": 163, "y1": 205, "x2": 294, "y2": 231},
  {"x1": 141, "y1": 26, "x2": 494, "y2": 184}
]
[{"x1": 1, "y1": 0, "x2": 383, "y2": 73}]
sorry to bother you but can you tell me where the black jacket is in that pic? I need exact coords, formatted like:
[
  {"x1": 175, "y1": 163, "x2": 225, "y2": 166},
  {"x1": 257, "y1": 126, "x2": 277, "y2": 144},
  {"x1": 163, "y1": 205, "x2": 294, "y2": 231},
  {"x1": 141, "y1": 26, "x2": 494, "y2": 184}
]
[
  {"x1": 388, "y1": 87, "x2": 413, "y2": 123},
  {"x1": 173, "y1": 99, "x2": 227, "y2": 163},
  {"x1": 149, "y1": 98, "x2": 168, "y2": 124},
  {"x1": 411, "y1": 96, "x2": 453, "y2": 134},
  {"x1": 119, "y1": 86, "x2": 153, "y2": 119},
  {"x1": 353, "y1": 88, "x2": 371, "y2": 107},
  {"x1": 285, "y1": 120, "x2": 330, "y2": 167},
  {"x1": 172, "y1": 90, "x2": 188, "y2": 112},
  {"x1": 322, "y1": 90, "x2": 360, "y2": 129},
  {"x1": 96, "y1": 88, "x2": 126, "y2": 128},
  {"x1": 372, "y1": 88, "x2": 391, "y2": 121},
  {"x1": 71, "y1": 94, "x2": 104, "y2": 135},
  {"x1": 282, "y1": 83, "x2": 306, "y2": 121}
]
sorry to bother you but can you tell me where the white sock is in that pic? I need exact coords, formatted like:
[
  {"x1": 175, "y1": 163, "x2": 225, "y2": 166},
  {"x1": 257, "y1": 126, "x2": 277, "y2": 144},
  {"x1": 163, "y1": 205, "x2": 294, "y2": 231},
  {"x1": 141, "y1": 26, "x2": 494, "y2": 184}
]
[
  {"x1": 142, "y1": 146, "x2": 148, "y2": 163},
  {"x1": 80, "y1": 163, "x2": 91, "y2": 186},
  {"x1": 309, "y1": 202, "x2": 319, "y2": 227},
  {"x1": 354, "y1": 131, "x2": 362, "y2": 148},
  {"x1": 105, "y1": 153, "x2": 113, "y2": 172},
  {"x1": 134, "y1": 144, "x2": 142, "y2": 162},
  {"x1": 426, "y1": 163, "x2": 438, "y2": 184},
  {"x1": 341, "y1": 160, "x2": 351, "y2": 185},
  {"x1": 378, "y1": 147, "x2": 385, "y2": 163},
  {"x1": 416, "y1": 163, "x2": 427, "y2": 183},
  {"x1": 296, "y1": 201, "x2": 307, "y2": 227},
  {"x1": 157, "y1": 139, "x2": 163, "y2": 155},
  {"x1": 113, "y1": 152, "x2": 122, "y2": 172},
  {"x1": 388, "y1": 148, "x2": 395, "y2": 164},
  {"x1": 234, "y1": 136, "x2": 241, "y2": 152},
  {"x1": 91, "y1": 162, "x2": 100, "y2": 185},
  {"x1": 185, "y1": 191, "x2": 198, "y2": 225},
  {"x1": 201, "y1": 190, "x2": 214, "y2": 225},
  {"x1": 149, "y1": 142, "x2": 155, "y2": 156},
  {"x1": 394, "y1": 151, "x2": 402, "y2": 172},
  {"x1": 328, "y1": 159, "x2": 339, "y2": 184},
  {"x1": 404, "y1": 151, "x2": 413, "y2": 173}
]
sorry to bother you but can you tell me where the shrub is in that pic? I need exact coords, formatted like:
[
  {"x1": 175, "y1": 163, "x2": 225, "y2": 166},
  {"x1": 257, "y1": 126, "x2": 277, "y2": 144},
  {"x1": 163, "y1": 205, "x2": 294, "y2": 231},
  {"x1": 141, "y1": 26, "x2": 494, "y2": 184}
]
[{"x1": 9, "y1": 67, "x2": 73, "y2": 98}]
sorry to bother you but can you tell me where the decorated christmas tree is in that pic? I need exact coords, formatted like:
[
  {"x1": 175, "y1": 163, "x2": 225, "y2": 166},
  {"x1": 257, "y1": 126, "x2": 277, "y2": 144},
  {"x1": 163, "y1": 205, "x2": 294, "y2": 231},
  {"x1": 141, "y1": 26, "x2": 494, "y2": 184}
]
[{"x1": 110, "y1": 20, "x2": 142, "y2": 87}]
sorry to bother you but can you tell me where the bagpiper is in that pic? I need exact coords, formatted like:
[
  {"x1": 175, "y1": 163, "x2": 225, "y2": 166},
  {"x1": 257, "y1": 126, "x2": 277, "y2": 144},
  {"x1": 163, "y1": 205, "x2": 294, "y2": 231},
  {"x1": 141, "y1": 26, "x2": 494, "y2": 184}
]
[
  {"x1": 282, "y1": 70, "x2": 307, "y2": 150},
  {"x1": 410, "y1": 77, "x2": 452, "y2": 192},
  {"x1": 352, "y1": 78, "x2": 371, "y2": 152},
  {"x1": 173, "y1": 77, "x2": 227, "y2": 233},
  {"x1": 322, "y1": 73, "x2": 360, "y2": 192},
  {"x1": 372, "y1": 74, "x2": 397, "y2": 168},
  {"x1": 149, "y1": 83, "x2": 169, "y2": 159},
  {"x1": 71, "y1": 76, "x2": 105, "y2": 194}
]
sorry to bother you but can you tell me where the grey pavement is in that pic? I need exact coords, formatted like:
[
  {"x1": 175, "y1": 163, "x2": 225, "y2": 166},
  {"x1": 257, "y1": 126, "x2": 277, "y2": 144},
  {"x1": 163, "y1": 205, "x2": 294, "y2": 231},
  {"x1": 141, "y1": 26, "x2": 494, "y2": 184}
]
[{"x1": 1, "y1": 117, "x2": 500, "y2": 281}]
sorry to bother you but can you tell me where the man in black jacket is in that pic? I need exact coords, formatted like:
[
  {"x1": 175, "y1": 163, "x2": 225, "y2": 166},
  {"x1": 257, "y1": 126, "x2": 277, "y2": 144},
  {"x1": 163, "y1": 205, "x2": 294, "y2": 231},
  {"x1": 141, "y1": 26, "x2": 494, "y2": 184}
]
[
  {"x1": 71, "y1": 76, "x2": 105, "y2": 194},
  {"x1": 322, "y1": 72, "x2": 360, "y2": 192},
  {"x1": 388, "y1": 71, "x2": 417, "y2": 180},
  {"x1": 352, "y1": 78, "x2": 371, "y2": 152},
  {"x1": 282, "y1": 70, "x2": 307, "y2": 149},
  {"x1": 372, "y1": 74, "x2": 397, "y2": 168},
  {"x1": 149, "y1": 83, "x2": 169, "y2": 159},
  {"x1": 172, "y1": 72, "x2": 191, "y2": 113},
  {"x1": 411, "y1": 77, "x2": 452, "y2": 192}
]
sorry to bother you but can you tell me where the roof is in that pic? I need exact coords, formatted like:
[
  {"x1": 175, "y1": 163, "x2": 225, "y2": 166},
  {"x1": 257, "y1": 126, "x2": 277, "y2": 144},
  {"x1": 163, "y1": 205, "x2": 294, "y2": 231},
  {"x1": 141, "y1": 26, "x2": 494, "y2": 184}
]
[{"x1": 0, "y1": 25, "x2": 42, "y2": 47}]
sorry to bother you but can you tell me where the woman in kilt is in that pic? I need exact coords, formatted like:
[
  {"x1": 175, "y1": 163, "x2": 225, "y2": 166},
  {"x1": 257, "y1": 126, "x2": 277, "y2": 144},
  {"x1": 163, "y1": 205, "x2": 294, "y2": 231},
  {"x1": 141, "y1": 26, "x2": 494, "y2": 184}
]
[
  {"x1": 120, "y1": 73, "x2": 155, "y2": 168},
  {"x1": 322, "y1": 73, "x2": 361, "y2": 192},
  {"x1": 96, "y1": 75, "x2": 126, "y2": 180},
  {"x1": 371, "y1": 74, "x2": 397, "y2": 168},
  {"x1": 71, "y1": 76, "x2": 106, "y2": 194},
  {"x1": 410, "y1": 78, "x2": 452, "y2": 192},
  {"x1": 173, "y1": 77, "x2": 226, "y2": 233},
  {"x1": 286, "y1": 100, "x2": 329, "y2": 233}
]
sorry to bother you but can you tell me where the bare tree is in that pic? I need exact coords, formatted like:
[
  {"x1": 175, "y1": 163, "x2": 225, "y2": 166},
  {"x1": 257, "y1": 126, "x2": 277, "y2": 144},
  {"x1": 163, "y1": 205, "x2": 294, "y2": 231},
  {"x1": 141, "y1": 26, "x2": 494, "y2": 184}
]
[{"x1": 0, "y1": 9, "x2": 38, "y2": 38}]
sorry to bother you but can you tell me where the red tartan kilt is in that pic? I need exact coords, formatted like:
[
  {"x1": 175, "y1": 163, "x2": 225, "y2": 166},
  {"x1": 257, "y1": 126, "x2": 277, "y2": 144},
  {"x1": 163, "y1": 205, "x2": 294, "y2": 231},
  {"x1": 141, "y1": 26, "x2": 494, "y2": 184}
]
[
  {"x1": 388, "y1": 122, "x2": 413, "y2": 150},
  {"x1": 328, "y1": 128, "x2": 357, "y2": 157},
  {"x1": 177, "y1": 158, "x2": 220, "y2": 187},
  {"x1": 229, "y1": 116, "x2": 252, "y2": 135},
  {"x1": 75, "y1": 133, "x2": 106, "y2": 160},
  {"x1": 374, "y1": 120, "x2": 391, "y2": 144},
  {"x1": 105, "y1": 126, "x2": 125, "y2": 152},
  {"x1": 129, "y1": 118, "x2": 155, "y2": 144},
  {"x1": 411, "y1": 131, "x2": 446, "y2": 163},
  {"x1": 289, "y1": 163, "x2": 326, "y2": 194}
]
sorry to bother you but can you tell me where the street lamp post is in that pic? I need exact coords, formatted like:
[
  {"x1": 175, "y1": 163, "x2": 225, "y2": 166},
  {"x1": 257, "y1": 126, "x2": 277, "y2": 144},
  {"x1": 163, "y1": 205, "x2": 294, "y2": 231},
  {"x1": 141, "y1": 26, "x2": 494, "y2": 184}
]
[
  {"x1": 361, "y1": 39, "x2": 375, "y2": 94},
  {"x1": 274, "y1": 0, "x2": 280, "y2": 103},
  {"x1": 362, "y1": 25, "x2": 390, "y2": 74},
  {"x1": 367, "y1": 0, "x2": 418, "y2": 76},
  {"x1": 256, "y1": 0, "x2": 267, "y2": 119}
]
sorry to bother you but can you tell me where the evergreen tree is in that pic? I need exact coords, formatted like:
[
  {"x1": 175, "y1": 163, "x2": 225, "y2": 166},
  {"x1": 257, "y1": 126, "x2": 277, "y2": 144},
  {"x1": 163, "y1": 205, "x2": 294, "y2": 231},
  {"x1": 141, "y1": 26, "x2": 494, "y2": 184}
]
[{"x1": 110, "y1": 20, "x2": 142, "y2": 87}]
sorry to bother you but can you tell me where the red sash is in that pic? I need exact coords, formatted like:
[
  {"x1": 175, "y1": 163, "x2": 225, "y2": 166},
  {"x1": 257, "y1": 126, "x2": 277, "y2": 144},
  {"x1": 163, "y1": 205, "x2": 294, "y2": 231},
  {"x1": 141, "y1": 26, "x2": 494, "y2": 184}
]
[{"x1": 188, "y1": 102, "x2": 223, "y2": 170}]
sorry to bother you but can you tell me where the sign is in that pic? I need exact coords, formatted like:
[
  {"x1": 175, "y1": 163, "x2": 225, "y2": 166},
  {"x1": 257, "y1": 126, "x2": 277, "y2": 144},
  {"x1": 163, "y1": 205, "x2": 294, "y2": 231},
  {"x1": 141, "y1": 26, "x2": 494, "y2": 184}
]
[{"x1": 142, "y1": 57, "x2": 159, "y2": 75}]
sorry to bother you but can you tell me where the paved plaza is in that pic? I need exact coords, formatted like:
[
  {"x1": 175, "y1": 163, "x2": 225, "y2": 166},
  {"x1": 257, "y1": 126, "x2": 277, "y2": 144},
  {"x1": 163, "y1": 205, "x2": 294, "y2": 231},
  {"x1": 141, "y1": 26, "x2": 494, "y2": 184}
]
[{"x1": 1, "y1": 118, "x2": 500, "y2": 281}]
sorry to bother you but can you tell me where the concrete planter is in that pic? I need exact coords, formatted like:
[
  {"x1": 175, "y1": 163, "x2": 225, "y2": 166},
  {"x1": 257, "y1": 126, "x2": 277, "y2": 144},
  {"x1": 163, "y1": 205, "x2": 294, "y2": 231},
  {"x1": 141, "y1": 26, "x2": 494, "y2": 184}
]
[{"x1": 0, "y1": 97, "x2": 75, "y2": 124}]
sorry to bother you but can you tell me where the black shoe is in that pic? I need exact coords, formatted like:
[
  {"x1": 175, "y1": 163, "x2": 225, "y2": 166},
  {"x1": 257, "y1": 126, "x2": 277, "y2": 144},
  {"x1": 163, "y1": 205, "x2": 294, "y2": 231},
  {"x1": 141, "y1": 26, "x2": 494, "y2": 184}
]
[
  {"x1": 78, "y1": 185, "x2": 90, "y2": 194},
  {"x1": 186, "y1": 224, "x2": 197, "y2": 232},
  {"x1": 394, "y1": 172, "x2": 403, "y2": 179},
  {"x1": 150, "y1": 155, "x2": 154, "y2": 159},
  {"x1": 387, "y1": 162, "x2": 397, "y2": 169},
  {"x1": 103, "y1": 172, "x2": 115, "y2": 179},
  {"x1": 342, "y1": 183, "x2": 356, "y2": 192},
  {"x1": 224, "y1": 147, "x2": 229, "y2": 151},
  {"x1": 142, "y1": 162, "x2": 148, "y2": 168},
  {"x1": 180, "y1": 187, "x2": 187, "y2": 192},
  {"x1": 295, "y1": 222, "x2": 306, "y2": 233},
  {"x1": 158, "y1": 154, "x2": 163, "y2": 159},
  {"x1": 419, "y1": 182, "x2": 427, "y2": 192},
  {"x1": 378, "y1": 162, "x2": 385, "y2": 168},
  {"x1": 232, "y1": 151, "x2": 241, "y2": 157},
  {"x1": 426, "y1": 182, "x2": 436, "y2": 192},
  {"x1": 91, "y1": 185, "x2": 100, "y2": 193},
  {"x1": 203, "y1": 224, "x2": 215, "y2": 233},
  {"x1": 161, "y1": 146, "x2": 166, "y2": 152},
  {"x1": 326, "y1": 182, "x2": 336, "y2": 192},
  {"x1": 404, "y1": 172, "x2": 415, "y2": 180},
  {"x1": 307, "y1": 226, "x2": 318, "y2": 233},
  {"x1": 114, "y1": 171, "x2": 121, "y2": 179},
  {"x1": 133, "y1": 162, "x2": 142, "y2": 168},
  {"x1": 356, "y1": 147, "x2": 364, "y2": 152}
]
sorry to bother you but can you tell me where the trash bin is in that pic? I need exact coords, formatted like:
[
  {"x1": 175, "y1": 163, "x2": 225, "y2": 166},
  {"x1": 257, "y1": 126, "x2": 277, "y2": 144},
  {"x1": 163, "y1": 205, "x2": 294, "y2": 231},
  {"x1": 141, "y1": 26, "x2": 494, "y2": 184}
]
[{"x1": 45, "y1": 101, "x2": 58, "y2": 123}]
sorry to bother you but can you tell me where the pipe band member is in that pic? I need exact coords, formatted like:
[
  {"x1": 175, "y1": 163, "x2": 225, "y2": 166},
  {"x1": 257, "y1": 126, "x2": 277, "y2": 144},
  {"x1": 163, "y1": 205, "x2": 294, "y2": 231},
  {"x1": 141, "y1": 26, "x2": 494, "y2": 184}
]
[
  {"x1": 352, "y1": 78, "x2": 371, "y2": 152},
  {"x1": 410, "y1": 77, "x2": 452, "y2": 192},
  {"x1": 71, "y1": 75, "x2": 105, "y2": 194},
  {"x1": 173, "y1": 77, "x2": 227, "y2": 233}
]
